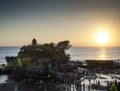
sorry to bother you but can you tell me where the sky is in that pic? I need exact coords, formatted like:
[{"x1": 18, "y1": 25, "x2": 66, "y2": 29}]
[{"x1": 0, "y1": 0, "x2": 120, "y2": 47}]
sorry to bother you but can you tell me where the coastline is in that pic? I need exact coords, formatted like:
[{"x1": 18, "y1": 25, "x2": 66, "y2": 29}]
[
  {"x1": 0, "y1": 63, "x2": 120, "y2": 91},
  {"x1": 0, "y1": 45, "x2": 120, "y2": 91},
  {"x1": 0, "y1": 73, "x2": 120, "y2": 91}
]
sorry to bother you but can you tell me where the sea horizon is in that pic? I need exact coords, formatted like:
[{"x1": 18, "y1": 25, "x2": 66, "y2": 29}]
[
  {"x1": 0, "y1": 46, "x2": 120, "y2": 64},
  {"x1": 0, "y1": 45, "x2": 120, "y2": 47}
]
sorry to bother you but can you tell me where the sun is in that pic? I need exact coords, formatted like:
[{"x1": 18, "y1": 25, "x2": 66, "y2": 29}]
[{"x1": 96, "y1": 30, "x2": 109, "y2": 44}]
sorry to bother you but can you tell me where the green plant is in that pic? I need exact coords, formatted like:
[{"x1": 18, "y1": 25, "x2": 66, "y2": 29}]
[{"x1": 109, "y1": 84, "x2": 118, "y2": 91}]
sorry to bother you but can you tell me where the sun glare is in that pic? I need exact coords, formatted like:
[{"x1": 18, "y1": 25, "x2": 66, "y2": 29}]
[{"x1": 96, "y1": 30, "x2": 109, "y2": 44}]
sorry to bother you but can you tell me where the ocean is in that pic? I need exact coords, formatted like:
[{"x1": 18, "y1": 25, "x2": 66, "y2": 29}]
[
  {"x1": 67, "y1": 47, "x2": 120, "y2": 61},
  {"x1": 0, "y1": 47, "x2": 20, "y2": 64},
  {"x1": 0, "y1": 47, "x2": 120, "y2": 64}
]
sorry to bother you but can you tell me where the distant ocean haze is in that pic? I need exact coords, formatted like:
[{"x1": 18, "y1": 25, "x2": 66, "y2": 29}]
[
  {"x1": 66, "y1": 47, "x2": 120, "y2": 61},
  {"x1": 0, "y1": 47, "x2": 20, "y2": 64},
  {"x1": 0, "y1": 47, "x2": 120, "y2": 64}
]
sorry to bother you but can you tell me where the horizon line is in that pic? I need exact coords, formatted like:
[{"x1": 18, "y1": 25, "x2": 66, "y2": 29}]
[{"x1": 0, "y1": 45, "x2": 120, "y2": 48}]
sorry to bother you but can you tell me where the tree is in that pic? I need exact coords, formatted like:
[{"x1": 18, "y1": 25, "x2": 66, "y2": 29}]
[
  {"x1": 6, "y1": 56, "x2": 18, "y2": 68},
  {"x1": 49, "y1": 40, "x2": 71, "y2": 64},
  {"x1": 17, "y1": 40, "x2": 71, "y2": 68},
  {"x1": 57, "y1": 40, "x2": 71, "y2": 51},
  {"x1": 110, "y1": 84, "x2": 118, "y2": 91}
]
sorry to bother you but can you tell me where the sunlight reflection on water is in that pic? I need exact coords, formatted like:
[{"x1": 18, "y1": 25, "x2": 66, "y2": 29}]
[
  {"x1": 67, "y1": 47, "x2": 120, "y2": 60},
  {"x1": 97, "y1": 48, "x2": 107, "y2": 60}
]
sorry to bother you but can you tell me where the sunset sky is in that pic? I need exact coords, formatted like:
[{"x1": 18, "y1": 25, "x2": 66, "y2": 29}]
[{"x1": 0, "y1": 0, "x2": 120, "y2": 47}]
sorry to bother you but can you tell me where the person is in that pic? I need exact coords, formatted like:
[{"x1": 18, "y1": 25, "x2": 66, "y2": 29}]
[
  {"x1": 98, "y1": 81, "x2": 100, "y2": 85},
  {"x1": 14, "y1": 86, "x2": 18, "y2": 91}
]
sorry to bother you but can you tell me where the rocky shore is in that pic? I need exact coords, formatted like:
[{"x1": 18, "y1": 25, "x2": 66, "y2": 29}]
[{"x1": 0, "y1": 65, "x2": 120, "y2": 91}]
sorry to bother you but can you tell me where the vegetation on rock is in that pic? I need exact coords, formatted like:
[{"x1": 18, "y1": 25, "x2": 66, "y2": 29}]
[{"x1": 6, "y1": 39, "x2": 71, "y2": 72}]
